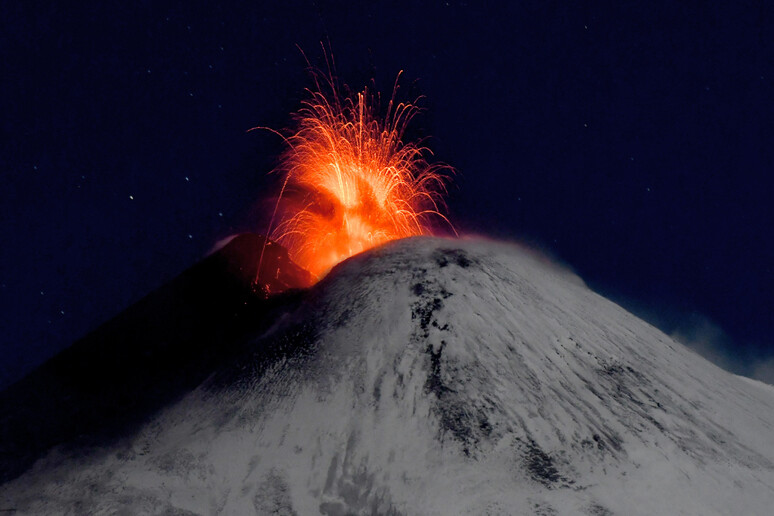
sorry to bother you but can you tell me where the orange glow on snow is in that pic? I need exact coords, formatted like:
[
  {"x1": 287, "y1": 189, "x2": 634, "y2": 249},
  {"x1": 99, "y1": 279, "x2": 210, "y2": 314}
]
[{"x1": 265, "y1": 71, "x2": 453, "y2": 279}]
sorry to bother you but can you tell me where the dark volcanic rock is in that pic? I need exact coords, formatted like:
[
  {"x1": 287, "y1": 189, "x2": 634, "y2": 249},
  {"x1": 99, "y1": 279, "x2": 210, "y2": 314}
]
[{"x1": 0, "y1": 234, "x2": 311, "y2": 484}]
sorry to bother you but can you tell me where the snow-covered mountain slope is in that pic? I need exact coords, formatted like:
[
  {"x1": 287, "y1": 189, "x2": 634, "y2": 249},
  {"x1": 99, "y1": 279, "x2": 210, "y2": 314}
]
[{"x1": 3, "y1": 237, "x2": 774, "y2": 515}]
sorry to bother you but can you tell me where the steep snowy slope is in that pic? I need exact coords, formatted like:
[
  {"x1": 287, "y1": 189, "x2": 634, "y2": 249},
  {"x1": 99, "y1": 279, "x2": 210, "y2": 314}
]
[{"x1": 2, "y1": 237, "x2": 774, "y2": 515}]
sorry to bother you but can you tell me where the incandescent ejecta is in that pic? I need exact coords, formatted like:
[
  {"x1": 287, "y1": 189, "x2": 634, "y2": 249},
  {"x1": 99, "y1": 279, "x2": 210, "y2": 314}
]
[
  {"x1": 259, "y1": 67, "x2": 453, "y2": 280},
  {"x1": 2, "y1": 236, "x2": 774, "y2": 514}
]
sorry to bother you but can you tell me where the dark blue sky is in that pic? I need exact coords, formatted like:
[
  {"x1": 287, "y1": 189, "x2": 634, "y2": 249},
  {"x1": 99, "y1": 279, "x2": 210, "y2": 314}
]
[{"x1": 2, "y1": 1, "x2": 773, "y2": 387}]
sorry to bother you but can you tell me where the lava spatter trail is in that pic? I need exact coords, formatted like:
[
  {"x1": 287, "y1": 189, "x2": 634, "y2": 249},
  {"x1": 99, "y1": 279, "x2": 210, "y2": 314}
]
[{"x1": 258, "y1": 67, "x2": 454, "y2": 280}]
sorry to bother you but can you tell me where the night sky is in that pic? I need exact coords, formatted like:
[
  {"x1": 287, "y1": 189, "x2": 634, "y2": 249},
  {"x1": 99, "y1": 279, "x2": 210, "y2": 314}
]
[{"x1": 2, "y1": 1, "x2": 773, "y2": 388}]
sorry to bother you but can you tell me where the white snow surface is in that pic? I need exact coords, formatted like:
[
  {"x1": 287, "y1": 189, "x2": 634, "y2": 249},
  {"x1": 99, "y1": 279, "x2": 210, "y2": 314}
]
[{"x1": 3, "y1": 237, "x2": 774, "y2": 515}]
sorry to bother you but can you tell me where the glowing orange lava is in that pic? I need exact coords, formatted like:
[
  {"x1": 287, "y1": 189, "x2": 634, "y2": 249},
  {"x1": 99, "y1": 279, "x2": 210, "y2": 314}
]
[{"x1": 264, "y1": 71, "x2": 453, "y2": 280}]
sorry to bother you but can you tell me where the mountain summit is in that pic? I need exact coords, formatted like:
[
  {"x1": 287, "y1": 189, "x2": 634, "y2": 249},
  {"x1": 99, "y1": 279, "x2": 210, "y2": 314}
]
[{"x1": 2, "y1": 237, "x2": 773, "y2": 515}]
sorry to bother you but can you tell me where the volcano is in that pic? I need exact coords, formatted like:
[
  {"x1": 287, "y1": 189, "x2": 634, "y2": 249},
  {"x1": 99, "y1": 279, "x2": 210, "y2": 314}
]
[{"x1": 1, "y1": 236, "x2": 773, "y2": 515}]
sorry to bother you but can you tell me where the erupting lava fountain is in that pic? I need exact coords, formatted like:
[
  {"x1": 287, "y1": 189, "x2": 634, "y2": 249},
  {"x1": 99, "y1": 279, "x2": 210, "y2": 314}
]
[{"x1": 258, "y1": 69, "x2": 454, "y2": 280}]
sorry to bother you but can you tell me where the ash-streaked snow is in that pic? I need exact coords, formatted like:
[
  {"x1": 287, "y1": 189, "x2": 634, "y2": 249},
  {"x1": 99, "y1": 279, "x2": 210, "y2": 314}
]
[{"x1": 2, "y1": 237, "x2": 773, "y2": 515}]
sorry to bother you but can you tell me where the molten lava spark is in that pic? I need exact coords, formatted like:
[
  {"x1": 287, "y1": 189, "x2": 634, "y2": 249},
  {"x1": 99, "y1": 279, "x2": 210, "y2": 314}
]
[{"x1": 266, "y1": 72, "x2": 453, "y2": 280}]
